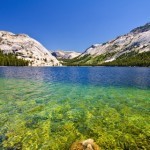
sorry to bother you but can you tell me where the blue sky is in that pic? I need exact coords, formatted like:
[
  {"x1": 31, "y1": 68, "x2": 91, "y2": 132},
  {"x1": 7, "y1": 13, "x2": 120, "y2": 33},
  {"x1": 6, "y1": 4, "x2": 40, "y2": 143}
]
[{"x1": 0, "y1": 0, "x2": 150, "y2": 52}]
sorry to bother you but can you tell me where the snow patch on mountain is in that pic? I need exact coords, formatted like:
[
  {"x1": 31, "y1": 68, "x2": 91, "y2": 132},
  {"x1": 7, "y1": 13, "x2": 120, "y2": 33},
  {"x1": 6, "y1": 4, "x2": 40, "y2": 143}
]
[{"x1": 52, "y1": 50, "x2": 81, "y2": 59}]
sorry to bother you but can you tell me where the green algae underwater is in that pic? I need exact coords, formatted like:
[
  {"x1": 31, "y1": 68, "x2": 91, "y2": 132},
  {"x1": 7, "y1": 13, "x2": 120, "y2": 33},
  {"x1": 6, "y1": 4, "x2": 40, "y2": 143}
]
[{"x1": 0, "y1": 67, "x2": 150, "y2": 150}]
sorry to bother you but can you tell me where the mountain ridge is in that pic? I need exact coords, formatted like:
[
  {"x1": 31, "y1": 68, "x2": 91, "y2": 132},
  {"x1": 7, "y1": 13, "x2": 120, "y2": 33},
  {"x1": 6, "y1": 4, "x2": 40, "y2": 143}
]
[
  {"x1": 63, "y1": 22, "x2": 150, "y2": 66},
  {"x1": 0, "y1": 22, "x2": 149, "y2": 67}
]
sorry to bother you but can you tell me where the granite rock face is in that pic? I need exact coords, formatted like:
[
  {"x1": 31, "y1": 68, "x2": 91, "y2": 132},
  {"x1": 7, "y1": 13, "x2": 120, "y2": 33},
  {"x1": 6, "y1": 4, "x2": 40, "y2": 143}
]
[
  {"x1": 80, "y1": 23, "x2": 150, "y2": 62},
  {"x1": 0, "y1": 31, "x2": 61, "y2": 66}
]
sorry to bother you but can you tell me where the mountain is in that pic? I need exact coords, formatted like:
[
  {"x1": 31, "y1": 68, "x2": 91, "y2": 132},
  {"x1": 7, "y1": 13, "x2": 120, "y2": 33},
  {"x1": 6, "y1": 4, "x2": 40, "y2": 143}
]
[
  {"x1": 52, "y1": 50, "x2": 81, "y2": 59},
  {"x1": 0, "y1": 31, "x2": 61, "y2": 66},
  {"x1": 63, "y1": 23, "x2": 150, "y2": 66}
]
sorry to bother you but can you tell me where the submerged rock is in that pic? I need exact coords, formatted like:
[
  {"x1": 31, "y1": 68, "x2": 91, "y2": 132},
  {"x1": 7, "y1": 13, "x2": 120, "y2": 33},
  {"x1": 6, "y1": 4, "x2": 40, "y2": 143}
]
[{"x1": 70, "y1": 139, "x2": 100, "y2": 150}]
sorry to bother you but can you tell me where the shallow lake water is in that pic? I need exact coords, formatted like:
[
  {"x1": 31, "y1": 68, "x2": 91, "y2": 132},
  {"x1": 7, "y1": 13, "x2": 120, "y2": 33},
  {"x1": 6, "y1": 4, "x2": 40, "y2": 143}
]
[{"x1": 0, "y1": 67, "x2": 150, "y2": 149}]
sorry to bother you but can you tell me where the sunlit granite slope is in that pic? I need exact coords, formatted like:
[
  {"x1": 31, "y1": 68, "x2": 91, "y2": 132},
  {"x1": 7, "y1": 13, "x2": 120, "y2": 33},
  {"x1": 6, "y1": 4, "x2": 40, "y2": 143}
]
[
  {"x1": 65, "y1": 23, "x2": 150, "y2": 66},
  {"x1": 0, "y1": 31, "x2": 61, "y2": 66},
  {"x1": 82, "y1": 23, "x2": 150, "y2": 61}
]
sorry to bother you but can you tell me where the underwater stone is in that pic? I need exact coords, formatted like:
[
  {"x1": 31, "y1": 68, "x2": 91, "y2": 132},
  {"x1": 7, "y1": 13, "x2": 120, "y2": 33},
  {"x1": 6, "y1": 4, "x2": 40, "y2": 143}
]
[
  {"x1": 70, "y1": 139, "x2": 100, "y2": 150},
  {"x1": 82, "y1": 139, "x2": 94, "y2": 147}
]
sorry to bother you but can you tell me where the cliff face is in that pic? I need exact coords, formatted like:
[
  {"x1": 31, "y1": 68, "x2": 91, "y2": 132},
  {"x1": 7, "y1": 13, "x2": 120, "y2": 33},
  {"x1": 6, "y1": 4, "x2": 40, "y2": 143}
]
[{"x1": 0, "y1": 31, "x2": 61, "y2": 66}]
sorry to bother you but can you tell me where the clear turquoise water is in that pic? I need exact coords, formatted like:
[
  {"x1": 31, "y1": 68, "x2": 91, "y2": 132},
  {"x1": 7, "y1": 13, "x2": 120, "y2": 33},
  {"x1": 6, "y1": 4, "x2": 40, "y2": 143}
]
[{"x1": 0, "y1": 67, "x2": 150, "y2": 150}]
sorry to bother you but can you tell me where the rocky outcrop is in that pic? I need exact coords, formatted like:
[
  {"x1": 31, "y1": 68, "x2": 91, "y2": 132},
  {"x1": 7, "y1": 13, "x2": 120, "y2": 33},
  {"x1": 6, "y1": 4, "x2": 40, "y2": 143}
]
[
  {"x1": 0, "y1": 31, "x2": 61, "y2": 66},
  {"x1": 52, "y1": 50, "x2": 81, "y2": 59},
  {"x1": 130, "y1": 22, "x2": 150, "y2": 34}
]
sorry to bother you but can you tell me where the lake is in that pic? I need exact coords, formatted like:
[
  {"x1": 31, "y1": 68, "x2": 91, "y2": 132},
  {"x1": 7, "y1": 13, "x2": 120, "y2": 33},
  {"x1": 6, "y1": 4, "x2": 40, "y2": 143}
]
[{"x1": 0, "y1": 67, "x2": 150, "y2": 149}]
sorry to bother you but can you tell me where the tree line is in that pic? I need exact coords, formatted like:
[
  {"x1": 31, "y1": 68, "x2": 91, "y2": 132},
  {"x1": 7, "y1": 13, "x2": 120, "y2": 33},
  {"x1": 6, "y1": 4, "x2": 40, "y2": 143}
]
[
  {"x1": 0, "y1": 50, "x2": 29, "y2": 66},
  {"x1": 102, "y1": 51, "x2": 150, "y2": 67},
  {"x1": 62, "y1": 51, "x2": 150, "y2": 67}
]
